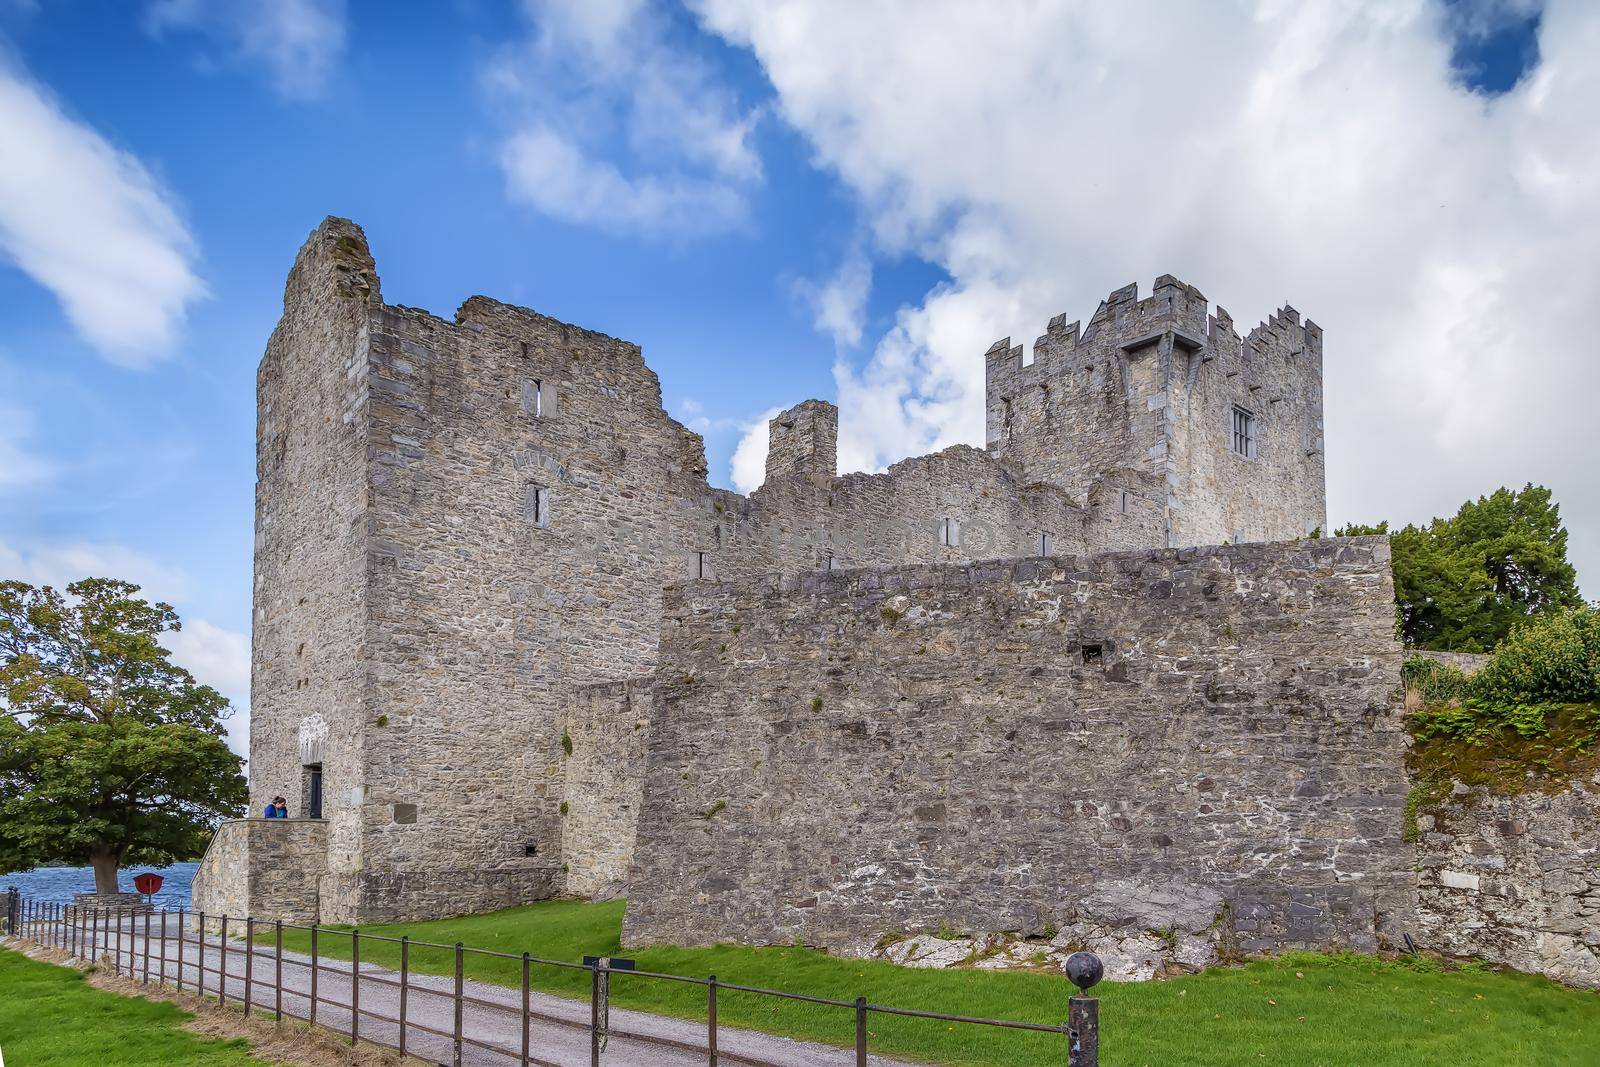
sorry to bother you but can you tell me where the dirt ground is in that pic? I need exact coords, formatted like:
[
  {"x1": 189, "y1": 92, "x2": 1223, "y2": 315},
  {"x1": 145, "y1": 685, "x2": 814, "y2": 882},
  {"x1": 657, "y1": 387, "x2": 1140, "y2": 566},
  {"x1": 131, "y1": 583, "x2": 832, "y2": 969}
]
[{"x1": 7, "y1": 940, "x2": 433, "y2": 1067}]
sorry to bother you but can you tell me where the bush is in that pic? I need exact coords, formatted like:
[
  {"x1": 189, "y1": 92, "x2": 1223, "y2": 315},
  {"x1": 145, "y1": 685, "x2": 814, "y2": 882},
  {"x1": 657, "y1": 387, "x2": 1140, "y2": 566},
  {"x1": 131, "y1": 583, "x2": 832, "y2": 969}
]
[
  {"x1": 1471, "y1": 605, "x2": 1600, "y2": 706},
  {"x1": 1401, "y1": 655, "x2": 1470, "y2": 704}
]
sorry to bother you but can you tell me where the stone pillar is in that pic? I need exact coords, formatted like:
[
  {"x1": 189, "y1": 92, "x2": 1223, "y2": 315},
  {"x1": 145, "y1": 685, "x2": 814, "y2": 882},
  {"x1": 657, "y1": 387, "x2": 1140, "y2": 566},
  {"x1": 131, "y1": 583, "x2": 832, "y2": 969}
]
[{"x1": 764, "y1": 399, "x2": 838, "y2": 483}]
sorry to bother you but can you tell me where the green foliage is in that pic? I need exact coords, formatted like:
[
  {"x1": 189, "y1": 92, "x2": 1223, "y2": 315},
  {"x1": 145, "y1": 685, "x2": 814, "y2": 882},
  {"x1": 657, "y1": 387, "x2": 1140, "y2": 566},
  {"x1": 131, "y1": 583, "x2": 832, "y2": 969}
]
[
  {"x1": 0, "y1": 947, "x2": 264, "y2": 1065},
  {"x1": 1338, "y1": 484, "x2": 1582, "y2": 652},
  {"x1": 561, "y1": 731, "x2": 573, "y2": 755},
  {"x1": 1472, "y1": 605, "x2": 1600, "y2": 706},
  {"x1": 1400, "y1": 655, "x2": 1470, "y2": 704},
  {"x1": 0, "y1": 578, "x2": 246, "y2": 891}
]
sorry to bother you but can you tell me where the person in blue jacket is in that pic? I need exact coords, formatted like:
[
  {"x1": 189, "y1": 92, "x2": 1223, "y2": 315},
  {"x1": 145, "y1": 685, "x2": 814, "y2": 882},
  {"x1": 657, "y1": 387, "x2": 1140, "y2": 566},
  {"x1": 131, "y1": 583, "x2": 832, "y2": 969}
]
[{"x1": 263, "y1": 796, "x2": 290, "y2": 818}]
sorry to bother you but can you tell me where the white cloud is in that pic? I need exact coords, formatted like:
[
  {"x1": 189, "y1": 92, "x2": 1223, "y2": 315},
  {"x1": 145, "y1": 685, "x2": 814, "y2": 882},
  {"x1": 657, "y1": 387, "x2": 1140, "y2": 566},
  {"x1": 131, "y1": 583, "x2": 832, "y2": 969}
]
[
  {"x1": 0, "y1": 537, "x2": 250, "y2": 751},
  {"x1": 729, "y1": 406, "x2": 783, "y2": 494},
  {"x1": 0, "y1": 538, "x2": 193, "y2": 601},
  {"x1": 696, "y1": 0, "x2": 1600, "y2": 591},
  {"x1": 143, "y1": 0, "x2": 347, "y2": 101},
  {"x1": 488, "y1": 0, "x2": 762, "y2": 235},
  {"x1": 792, "y1": 248, "x2": 872, "y2": 348},
  {"x1": 0, "y1": 401, "x2": 55, "y2": 491},
  {"x1": 0, "y1": 57, "x2": 204, "y2": 365}
]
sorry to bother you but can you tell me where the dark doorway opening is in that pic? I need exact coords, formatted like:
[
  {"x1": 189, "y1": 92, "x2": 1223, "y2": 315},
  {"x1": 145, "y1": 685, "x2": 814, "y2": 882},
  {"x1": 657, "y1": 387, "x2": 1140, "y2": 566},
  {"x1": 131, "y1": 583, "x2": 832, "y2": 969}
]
[{"x1": 304, "y1": 763, "x2": 324, "y2": 819}]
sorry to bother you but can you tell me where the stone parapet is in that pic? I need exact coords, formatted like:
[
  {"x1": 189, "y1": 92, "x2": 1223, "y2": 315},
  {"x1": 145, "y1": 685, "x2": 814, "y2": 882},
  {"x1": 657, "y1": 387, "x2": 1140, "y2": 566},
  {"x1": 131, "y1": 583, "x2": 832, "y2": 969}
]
[{"x1": 191, "y1": 818, "x2": 328, "y2": 924}]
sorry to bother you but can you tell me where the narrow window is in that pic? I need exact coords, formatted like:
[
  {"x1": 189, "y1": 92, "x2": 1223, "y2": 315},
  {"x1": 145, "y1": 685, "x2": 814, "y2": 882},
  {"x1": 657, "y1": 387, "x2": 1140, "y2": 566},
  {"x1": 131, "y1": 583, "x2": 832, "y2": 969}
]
[
  {"x1": 938, "y1": 518, "x2": 960, "y2": 547},
  {"x1": 1231, "y1": 529, "x2": 1244, "y2": 545},
  {"x1": 526, "y1": 484, "x2": 550, "y2": 527},
  {"x1": 1039, "y1": 533, "x2": 1054, "y2": 556},
  {"x1": 1230, "y1": 406, "x2": 1256, "y2": 458},
  {"x1": 827, "y1": 554, "x2": 840, "y2": 571},
  {"x1": 696, "y1": 551, "x2": 712, "y2": 580},
  {"x1": 532, "y1": 379, "x2": 542, "y2": 417},
  {"x1": 1119, "y1": 490, "x2": 1130, "y2": 514},
  {"x1": 1081, "y1": 644, "x2": 1103, "y2": 666}
]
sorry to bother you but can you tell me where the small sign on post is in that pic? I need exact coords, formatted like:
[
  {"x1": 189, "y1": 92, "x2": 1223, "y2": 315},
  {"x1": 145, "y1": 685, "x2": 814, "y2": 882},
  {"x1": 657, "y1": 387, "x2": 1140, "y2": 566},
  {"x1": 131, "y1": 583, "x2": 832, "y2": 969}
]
[{"x1": 133, "y1": 872, "x2": 163, "y2": 910}]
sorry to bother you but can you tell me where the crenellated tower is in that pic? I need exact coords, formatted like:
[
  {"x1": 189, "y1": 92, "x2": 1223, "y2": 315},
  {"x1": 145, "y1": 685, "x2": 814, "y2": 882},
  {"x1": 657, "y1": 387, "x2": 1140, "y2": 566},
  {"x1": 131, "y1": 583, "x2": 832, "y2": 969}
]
[{"x1": 985, "y1": 275, "x2": 1326, "y2": 548}]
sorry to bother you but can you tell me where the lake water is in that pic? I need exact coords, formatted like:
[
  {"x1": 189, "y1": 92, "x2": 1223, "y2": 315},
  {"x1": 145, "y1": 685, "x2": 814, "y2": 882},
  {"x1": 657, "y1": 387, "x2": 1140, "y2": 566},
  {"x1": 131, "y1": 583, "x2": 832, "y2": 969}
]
[{"x1": 2, "y1": 862, "x2": 197, "y2": 910}]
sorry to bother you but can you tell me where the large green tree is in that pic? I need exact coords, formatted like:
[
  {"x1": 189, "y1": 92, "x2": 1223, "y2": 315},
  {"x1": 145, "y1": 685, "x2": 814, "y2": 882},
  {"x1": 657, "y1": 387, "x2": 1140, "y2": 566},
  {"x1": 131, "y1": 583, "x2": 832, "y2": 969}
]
[
  {"x1": 0, "y1": 578, "x2": 246, "y2": 894},
  {"x1": 1338, "y1": 484, "x2": 1583, "y2": 652}
]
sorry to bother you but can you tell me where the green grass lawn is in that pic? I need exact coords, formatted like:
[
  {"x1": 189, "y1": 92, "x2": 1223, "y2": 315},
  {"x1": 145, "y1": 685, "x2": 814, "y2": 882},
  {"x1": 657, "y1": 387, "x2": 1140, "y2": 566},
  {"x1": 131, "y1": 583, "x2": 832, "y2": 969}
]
[
  {"x1": 260, "y1": 899, "x2": 1600, "y2": 1066},
  {"x1": 0, "y1": 945, "x2": 265, "y2": 1066}
]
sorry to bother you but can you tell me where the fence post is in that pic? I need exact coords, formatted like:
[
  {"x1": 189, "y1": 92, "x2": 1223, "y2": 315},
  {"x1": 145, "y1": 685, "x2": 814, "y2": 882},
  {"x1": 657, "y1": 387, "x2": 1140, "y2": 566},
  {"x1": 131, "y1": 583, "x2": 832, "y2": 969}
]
[
  {"x1": 197, "y1": 912, "x2": 207, "y2": 994},
  {"x1": 590, "y1": 960, "x2": 602, "y2": 1067},
  {"x1": 274, "y1": 921, "x2": 283, "y2": 1021},
  {"x1": 350, "y1": 928, "x2": 360, "y2": 1046},
  {"x1": 177, "y1": 910, "x2": 185, "y2": 992},
  {"x1": 219, "y1": 915, "x2": 229, "y2": 1006},
  {"x1": 93, "y1": 908, "x2": 102, "y2": 967},
  {"x1": 1068, "y1": 997, "x2": 1099, "y2": 1067},
  {"x1": 398, "y1": 936, "x2": 409, "y2": 1057},
  {"x1": 116, "y1": 907, "x2": 125, "y2": 976},
  {"x1": 521, "y1": 951, "x2": 531, "y2": 1067},
  {"x1": 3, "y1": 888, "x2": 14, "y2": 935},
  {"x1": 244, "y1": 917, "x2": 255, "y2": 1016},
  {"x1": 143, "y1": 908, "x2": 152, "y2": 982},
  {"x1": 453, "y1": 942, "x2": 465, "y2": 1067},
  {"x1": 309, "y1": 926, "x2": 319, "y2": 1027},
  {"x1": 158, "y1": 908, "x2": 166, "y2": 982},
  {"x1": 855, "y1": 996, "x2": 868, "y2": 1067},
  {"x1": 708, "y1": 974, "x2": 718, "y2": 1067},
  {"x1": 1065, "y1": 950, "x2": 1104, "y2": 1067}
]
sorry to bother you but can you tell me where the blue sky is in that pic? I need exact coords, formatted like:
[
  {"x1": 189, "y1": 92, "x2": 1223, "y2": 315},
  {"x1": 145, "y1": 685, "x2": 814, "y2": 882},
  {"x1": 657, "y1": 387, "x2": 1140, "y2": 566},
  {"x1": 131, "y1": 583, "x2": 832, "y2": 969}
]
[{"x1": 1, "y1": 1, "x2": 1592, "y2": 754}]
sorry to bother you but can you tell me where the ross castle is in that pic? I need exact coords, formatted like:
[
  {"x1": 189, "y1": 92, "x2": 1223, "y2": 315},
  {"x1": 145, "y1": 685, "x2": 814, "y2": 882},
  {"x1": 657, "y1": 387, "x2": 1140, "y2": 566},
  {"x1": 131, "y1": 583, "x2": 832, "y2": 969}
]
[{"x1": 193, "y1": 219, "x2": 1598, "y2": 987}]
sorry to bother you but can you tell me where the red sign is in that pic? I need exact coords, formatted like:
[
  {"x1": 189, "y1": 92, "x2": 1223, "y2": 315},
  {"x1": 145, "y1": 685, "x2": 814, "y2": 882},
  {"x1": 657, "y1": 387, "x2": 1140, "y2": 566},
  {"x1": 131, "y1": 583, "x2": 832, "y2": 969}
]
[{"x1": 133, "y1": 873, "x2": 163, "y2": 895}]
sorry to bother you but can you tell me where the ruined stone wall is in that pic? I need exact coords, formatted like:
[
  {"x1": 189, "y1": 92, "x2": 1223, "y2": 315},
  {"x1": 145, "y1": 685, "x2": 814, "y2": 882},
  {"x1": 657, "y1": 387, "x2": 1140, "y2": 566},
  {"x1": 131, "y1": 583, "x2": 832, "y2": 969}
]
[
  {"x1": 1415, "y1": 781, "x2": 1600, "y2": 989},
  {"x1": 985, "y1": 277, "x2": 1325, "y2": 547},
  {"x1": 623, "y1": 537, "x2": 1409, "y2": 957},
  {"x1": 191, "y1": 819, "x2": 328, "y2": 924},
  {"x1": 348, "y1": 283, "x2": 722, "y2": 921},
  {"x1": 719, "y1": 445, "x2": 1086, "y2": 578},
  {"x1": 251, "y1": 221, "x2": 377, "y2": 888},
  {"x1": 561, "y1": 681, "x2": 653, "y2": 898},
  {"x1": 765, "y1": 399, "x2": 838, "y2": 481}
]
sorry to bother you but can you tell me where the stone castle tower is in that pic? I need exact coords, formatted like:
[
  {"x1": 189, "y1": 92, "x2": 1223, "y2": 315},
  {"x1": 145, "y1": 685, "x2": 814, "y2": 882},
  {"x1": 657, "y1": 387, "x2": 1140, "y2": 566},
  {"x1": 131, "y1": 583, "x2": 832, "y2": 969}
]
[
  {"x1": 985, "y1": 275, "x2": 1326, "y2": 548},
  {"x1": 201, "y1": 218, "x2": 1328, "y2": 924}
]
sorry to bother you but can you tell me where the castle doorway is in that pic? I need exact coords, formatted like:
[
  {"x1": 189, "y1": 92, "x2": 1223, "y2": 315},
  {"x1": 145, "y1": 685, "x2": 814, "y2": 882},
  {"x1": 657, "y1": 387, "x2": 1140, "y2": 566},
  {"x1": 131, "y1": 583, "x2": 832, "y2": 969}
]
[{"x1": 303, "y1": 763, "x2": 323, "y2": 819}]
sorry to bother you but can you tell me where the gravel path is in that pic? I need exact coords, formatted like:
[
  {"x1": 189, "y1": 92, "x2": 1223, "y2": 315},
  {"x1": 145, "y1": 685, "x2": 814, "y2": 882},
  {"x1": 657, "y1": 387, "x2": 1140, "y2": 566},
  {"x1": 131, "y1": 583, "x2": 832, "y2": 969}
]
[{"x1": 24, "y1": 911, "x2": 924, "y2": 1067}]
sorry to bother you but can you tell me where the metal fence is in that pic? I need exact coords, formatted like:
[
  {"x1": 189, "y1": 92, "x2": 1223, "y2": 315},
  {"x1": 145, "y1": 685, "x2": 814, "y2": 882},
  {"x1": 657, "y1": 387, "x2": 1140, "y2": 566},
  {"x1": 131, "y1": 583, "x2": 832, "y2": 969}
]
[{"x1": 2, "y1": 889, "x2": 1100, "y2": 1066}]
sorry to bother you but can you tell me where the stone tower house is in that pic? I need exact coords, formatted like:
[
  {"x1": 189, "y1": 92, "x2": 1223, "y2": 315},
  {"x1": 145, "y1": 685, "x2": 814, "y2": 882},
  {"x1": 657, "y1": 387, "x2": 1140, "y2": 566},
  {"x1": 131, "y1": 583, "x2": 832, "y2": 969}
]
[
  {"x1": 198, "y1": 218, "x2": 1329, "y2": 925},
  {"x1": 985, "y1": 275, "x2": 1326, "y2": 548}
]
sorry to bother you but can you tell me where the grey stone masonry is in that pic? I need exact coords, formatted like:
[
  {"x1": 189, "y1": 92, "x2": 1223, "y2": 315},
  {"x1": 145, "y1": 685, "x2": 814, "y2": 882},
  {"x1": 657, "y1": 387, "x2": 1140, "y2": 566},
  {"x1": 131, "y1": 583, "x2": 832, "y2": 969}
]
[
  {"x1": 246, "y1": 218, "x2": 1336, "y2": 927},
  {"x1": 1415, "y1": 779, "x2": 1600, "y2": 989},
  {"x1": 986, "y1": 276, "x2": 1326, "y2": 547},
  {"x1": 765, "y1": 399, "x2": 838, "y2": 483},
  {"x1": 623, "y1": 536, "x2": 1409, "y2": 956},
  {"x1": 191, "y1": 819, "x2": 328, "y2": 924}
]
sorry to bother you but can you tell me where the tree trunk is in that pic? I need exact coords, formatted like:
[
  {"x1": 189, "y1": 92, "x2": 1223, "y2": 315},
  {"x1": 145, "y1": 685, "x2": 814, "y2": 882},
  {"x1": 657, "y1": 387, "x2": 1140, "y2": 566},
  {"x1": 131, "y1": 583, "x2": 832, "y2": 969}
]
[{"x1": 89, "y1": 847, "x2": 120, "y2": 895}]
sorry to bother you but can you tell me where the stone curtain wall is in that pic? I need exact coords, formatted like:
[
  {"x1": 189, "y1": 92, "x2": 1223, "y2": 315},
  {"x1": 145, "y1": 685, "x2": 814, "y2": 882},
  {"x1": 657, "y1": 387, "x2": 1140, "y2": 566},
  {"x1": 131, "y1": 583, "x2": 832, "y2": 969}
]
[
  {"x1": 1416, "y1": 782, "x2": 1600, "y2": 989},
  {"x1": 624, "y1": 537, "x2": 1409, "y2": 956},
  {"x1": 191, "y1": 819, "x2": 328, "y2": 925},
  {"x1": 561, "y1": 681, "x2": 653, "y2": 897}
]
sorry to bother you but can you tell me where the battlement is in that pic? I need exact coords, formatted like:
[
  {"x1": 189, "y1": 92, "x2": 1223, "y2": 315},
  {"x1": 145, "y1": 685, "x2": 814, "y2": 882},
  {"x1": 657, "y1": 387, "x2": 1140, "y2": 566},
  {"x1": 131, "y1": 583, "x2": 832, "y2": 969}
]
[{"x1": 984, "y1": 275, "x2": 1326, "y2": 548}]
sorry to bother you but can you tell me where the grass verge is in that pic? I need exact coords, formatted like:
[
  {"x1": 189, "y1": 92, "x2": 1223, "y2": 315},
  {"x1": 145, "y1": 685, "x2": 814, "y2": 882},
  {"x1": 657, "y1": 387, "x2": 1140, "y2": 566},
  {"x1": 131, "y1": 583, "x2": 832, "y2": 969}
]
[
  {"x1": 260, "y1": 899, "x2": 1600, "y2": 1066},
  {"x1": 0, "y1": 943, "x2": 265, "y2": 1066}
]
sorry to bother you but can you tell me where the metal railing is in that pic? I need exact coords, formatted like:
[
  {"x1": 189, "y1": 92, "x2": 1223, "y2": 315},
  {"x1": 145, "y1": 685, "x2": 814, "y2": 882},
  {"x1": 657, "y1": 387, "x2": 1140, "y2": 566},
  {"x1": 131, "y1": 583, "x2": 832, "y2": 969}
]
[{"x1": 2, "y1": 889, "x2": 1102, "y2": 1066}]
